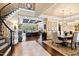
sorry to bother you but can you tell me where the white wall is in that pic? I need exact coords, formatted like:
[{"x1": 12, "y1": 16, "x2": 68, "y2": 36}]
[
  {"x1": 46, "y1": 17, "x2": 76, "y2": 39},
  {"x1": 6, "y1": 15, "x2": 19, "y2": 45}
]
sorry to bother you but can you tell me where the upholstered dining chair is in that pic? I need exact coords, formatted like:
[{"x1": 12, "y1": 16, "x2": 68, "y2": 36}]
[
  {"x1": 52, "y1": 31, "x2": 63, "y2": 44},
  {"x1": 65, "y1": 32, "x2": 79, "y2": 49}
]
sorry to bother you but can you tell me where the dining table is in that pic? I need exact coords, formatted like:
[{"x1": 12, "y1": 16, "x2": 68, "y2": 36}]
[
  {"x1": 58, "y1": 35, "x2": 73, "y2": 40},
  {"x1": 58, "y1": 35, "x2": 73, "y2": 47}
]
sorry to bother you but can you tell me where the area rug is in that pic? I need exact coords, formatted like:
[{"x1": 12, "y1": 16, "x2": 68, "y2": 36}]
[{"x1": 43, "y1": 40, "x2": 79, "y2": 56}]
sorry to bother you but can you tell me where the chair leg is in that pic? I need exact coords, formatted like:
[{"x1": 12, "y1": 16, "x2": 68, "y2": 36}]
[{"x1": 75, "y1": 42, "x2": 77, "y2": 49}]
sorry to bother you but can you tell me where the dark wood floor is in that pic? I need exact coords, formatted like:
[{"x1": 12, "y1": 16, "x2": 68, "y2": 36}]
[
  {"x1": 12, "y1": 38, "x2": 50, "y2": 56},
  {"x1": 12, "y1": 36, "x2": 64, "y2": 56}
]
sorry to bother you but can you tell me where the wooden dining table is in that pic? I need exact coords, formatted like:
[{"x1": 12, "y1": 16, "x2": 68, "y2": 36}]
[
  {"x1": 58, "y1": 35, "x2": 73, "y2": 47},
  {"x1": 58, "y1": 35, "x2": 73, "y2": 40}
]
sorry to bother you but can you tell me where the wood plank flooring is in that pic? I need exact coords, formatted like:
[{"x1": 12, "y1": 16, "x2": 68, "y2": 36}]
[{"x1": 12, "y1": 41, "x2": 50, "y2": 56}]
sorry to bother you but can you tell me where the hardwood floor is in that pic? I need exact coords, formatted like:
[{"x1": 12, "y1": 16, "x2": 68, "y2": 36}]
[
  {"x1": 12, "y1": 36, "x2": 63, "y2": 56},
  {"x1": 12, "y1": 41, "x2": 50, "y2": 56},
  {"x1": 12, "y1": 35, "x2": 50, "y2": 56}
]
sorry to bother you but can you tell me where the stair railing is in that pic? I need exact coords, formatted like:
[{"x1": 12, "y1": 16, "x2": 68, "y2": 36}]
[
  {"x1": 0, "y1": 3, "x2": 35, "y2": 55},
  {"x1": 0, "y1": 3, "x2": 14, "y2": 55}
]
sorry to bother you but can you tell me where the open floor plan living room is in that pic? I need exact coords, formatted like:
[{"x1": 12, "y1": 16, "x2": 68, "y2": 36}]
[{"x1": 0, "y1": 3, "x2": 79, "y2": 56}]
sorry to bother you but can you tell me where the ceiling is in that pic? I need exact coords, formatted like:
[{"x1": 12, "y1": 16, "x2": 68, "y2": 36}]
[
  {"x1": 40, "y1": 3, "x2": 79, "y2": 17},
  {"x1": 1, "y1": 3, "x2": 79, "y2": 17},
  {"x1": 34, "y1": 3, "x2": 53, "y2": 16},
  {"x1": 0, "y1": 3, "x2": 53, "y2": 16},
  {"x1": 1, "y1": 3, "x2": 79, "y2": 24}
]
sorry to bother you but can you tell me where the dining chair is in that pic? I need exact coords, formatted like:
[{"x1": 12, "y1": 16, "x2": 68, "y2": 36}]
[
  {"x1": 52, "y1": 31, "x2": 63, "y2": 44},
  {"x1": 61, "y1": 31, "x2": 65, "y2": 37},
  {"x1": 65, "y1": 32, "x2": 79, "y2": 49}
]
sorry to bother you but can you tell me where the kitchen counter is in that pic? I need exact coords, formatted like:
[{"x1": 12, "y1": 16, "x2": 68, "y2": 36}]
[{"x1": 26, "y1": 31, "x2": 40, "y2": 37}]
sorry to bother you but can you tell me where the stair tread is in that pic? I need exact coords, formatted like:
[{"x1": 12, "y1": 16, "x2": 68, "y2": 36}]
[
  {"x1": 0, "y1": 46, "x2": 11, "y2": 56},
  {"x1": 0, "y1": 43, "x2": 8, "y2": 50},
  {"x1": 0, "y1": 37, "x2": 5, "y2": 40},
  {"x1": 0, "y1": 53, "x2": 3, "y2": 56},
  {"x1": 0, "y1": 42, "x2": 6, "y2": 46},
  {"x1": 0, "y1": 40, "x2": 5, "y2": 44},
  {"x1": 0, "y1": 52, "x2": 3, "y2": 55},
  {"x1": 3, "y1": 47, "x2": 11, "y2": 56}
]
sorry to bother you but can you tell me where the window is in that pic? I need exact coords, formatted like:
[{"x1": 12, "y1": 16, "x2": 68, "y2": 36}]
[{"x1": 23, "y1": 19, "x2": 29, "y2": 23}]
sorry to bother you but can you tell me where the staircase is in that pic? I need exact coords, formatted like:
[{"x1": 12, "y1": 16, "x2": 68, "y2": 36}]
[
  {"x1": 0, "y1": 33, "x2": 12, "y2": 56},
  {"x1": 0, "y1": 19, "x2": 14, "y2": 56},
  {"x1": 0, "y1": 20, "x2": 13, "y2": 56},
  {"x1": 0, "y1": 19, "x2": 13, "y2": 56},
  {"x1": 0, "y1": 3, "x2": 35, "y2": 56},
  {"x1": 5, "y1": 8, "x2": 35, "y2": 21},
  {"x1": 0, "y1": 7, "x2": 14, "y2": 56}
]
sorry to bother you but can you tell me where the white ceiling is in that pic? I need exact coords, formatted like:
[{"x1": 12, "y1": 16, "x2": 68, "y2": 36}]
[
  {"x1": 34, "y1": 3, "x2": 53, "y2": 16},
  {"x1": 1, "y1": 3, "x2": 79, "y2": 24},
  {"x1": 40, "y1": 3, "x2": 79, "y2": 17},
  {"x1": 37, "y1": 3, "x2": 79, "y2": 25},
  {"x1": 1, "y1": 3, "x2": 79, "y2": 17}
]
